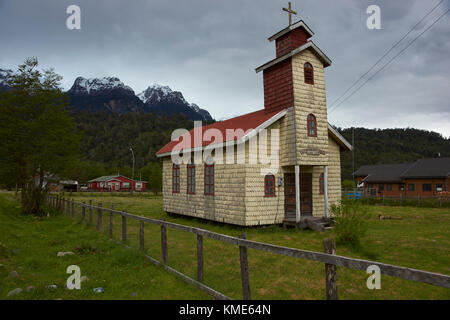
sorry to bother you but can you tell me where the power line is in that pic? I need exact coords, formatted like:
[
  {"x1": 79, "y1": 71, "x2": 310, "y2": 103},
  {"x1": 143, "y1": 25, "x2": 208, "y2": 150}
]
[
  {"x1": 327, "y1": 0, "x2": 446, "y2": 111},
  {"x1": 329, "y1": 8, "x2": 449, "y2": 115}
]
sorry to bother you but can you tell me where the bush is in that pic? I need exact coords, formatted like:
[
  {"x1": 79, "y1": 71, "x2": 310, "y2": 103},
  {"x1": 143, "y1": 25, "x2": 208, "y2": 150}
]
[
  {"x1": 330, "y1": 200, "x2": 368, "y2": 247},
  {"x1": 342, "y1": 179, "x2": 356, "y2": 189}
]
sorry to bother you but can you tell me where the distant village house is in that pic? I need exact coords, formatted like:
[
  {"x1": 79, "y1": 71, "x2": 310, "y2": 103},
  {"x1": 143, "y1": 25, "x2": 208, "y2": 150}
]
[
  {"x1": 87, "y1": 175, "x2": 146, "y2": 192},
  {"x1": 354, "y1": 157, "x2": 450, "y2": 197}
]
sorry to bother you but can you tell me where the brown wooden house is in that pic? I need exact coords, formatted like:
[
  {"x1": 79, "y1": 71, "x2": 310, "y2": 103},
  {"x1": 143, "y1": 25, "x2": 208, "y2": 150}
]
[{"x1": 354, "y1": 157, "x2": 450, "y2": 197}]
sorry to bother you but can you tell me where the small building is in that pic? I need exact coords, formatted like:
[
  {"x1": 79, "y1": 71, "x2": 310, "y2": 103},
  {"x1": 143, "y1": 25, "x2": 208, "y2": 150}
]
[
  {"x1": 156, "y1": 17, "x2": 352, "y2": 226},
  {"x1": 59, "y1": 180, "x2": 79, "y2": 192},
  {"x1": 87, "y1": 175, "x2": 146, "y2": 192},
  {"x1": 354, "y1": 157, "x2": 450, "y2": 197}
]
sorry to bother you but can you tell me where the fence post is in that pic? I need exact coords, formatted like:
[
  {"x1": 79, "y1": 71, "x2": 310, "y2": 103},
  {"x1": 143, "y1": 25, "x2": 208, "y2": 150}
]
[
  {"x1": 109, "y1": 204, "x2": 114, "y2": 239},
  {"x1": 81, "y1": 201, "x2": 86, "y2": 220},
  {"x1": 89, "y1": 200, "x2": 93, "y2": 225},
  {"x1": 197, "y1": 234, "x2": 204, "y2": 282},
  {"x1": 122, "y1": 212, "x2": 127, "y2": 242},
  {"x1": 324, "y1": 238, "x2": 338, "y2": 300},
  {"x1": 239, "y1": 233, "x2": 251, "y2": 300},
  {"x1": 161, "y1": 222, "x2": 168, "y2": 264},
  {"x1": 140, "y1": 221, "x2": 145, "y2": 250},
  {"x1": 97, "y1": 203, "x2": 102, "y2": 232},
  {"x1": 71, "y1": 199, "x2": 74, "y2": 218},
  {"x1": 67, "y1": 198, "x2": 70, "y2": 215}
]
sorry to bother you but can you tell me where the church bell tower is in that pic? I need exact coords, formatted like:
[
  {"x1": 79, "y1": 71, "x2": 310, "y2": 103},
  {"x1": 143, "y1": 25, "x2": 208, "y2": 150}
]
[{"x1": 255, "y1": 3, "x2": 332, "y2": 166}]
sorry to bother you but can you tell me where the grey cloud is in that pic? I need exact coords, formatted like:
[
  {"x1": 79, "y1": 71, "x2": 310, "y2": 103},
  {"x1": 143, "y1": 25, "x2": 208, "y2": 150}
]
[{"x1": 0, "y1": 0, "x2": 448, "y2": 136}]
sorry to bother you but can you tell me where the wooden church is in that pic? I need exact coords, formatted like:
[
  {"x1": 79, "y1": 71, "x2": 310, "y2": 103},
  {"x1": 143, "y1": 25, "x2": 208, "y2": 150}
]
[{"x1": 156, "y1": 6, "x2": 352, "y2": 227}]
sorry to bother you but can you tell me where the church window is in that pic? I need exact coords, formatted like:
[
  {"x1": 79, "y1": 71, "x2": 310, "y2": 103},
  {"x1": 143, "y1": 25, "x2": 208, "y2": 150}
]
[
  {"x1": 204, "y1": 163, "x2": 214, "y2": 195},
  {"x1": 187, "y1": 163, "x2": 195, "y2": 194},
  {"x1": 172, "y1": 164, "x2": 180, "y2": 193},
  {"x1": 319, "y1": 173, "x2": 324, "y2": 194},
  {"x1": 264, "y1": 174, "x2": 276, "y2": 197}
]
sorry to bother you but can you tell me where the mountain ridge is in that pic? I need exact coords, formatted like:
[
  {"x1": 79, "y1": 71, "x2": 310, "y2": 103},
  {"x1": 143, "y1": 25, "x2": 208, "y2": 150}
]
[
  {"x1": 0, "y1": 71, "x2": 213, "y2": 121},
  {"x1": 67, "y1": 76, "x2": 213, "y2": 121}
]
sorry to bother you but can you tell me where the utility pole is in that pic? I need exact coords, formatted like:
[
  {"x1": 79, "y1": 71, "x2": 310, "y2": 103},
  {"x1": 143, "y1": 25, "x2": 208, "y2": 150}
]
[
  {"x1": 352, "y1": 128, "x2": 355, "y2": 185},
  {"x1": 129, "y1": 146, "x2": 135, "y2": 195}
]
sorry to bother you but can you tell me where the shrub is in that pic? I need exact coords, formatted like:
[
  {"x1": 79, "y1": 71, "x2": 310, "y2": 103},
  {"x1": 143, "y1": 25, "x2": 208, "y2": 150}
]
[
  {"x1": 330, "y1": 200, "x2": 368, "y2": 247},
  {"x1": 342, "y1": 179, "x2": 356, "y2": 189}
]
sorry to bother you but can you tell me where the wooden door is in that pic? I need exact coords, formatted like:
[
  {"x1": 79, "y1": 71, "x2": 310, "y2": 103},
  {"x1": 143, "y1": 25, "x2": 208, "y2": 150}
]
[
  {"x1": 284, "y1": 172, "x2": 313, "y2": 218},
  {"x1": 284, "y1": 173, "x2": 296, "y2": 218},
  {"x1": 300, "y1": 173, "x2": 312, "y2": 216}
]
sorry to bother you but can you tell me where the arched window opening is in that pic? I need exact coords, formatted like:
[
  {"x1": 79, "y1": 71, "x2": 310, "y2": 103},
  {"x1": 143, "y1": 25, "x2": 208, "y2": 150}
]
[
  {"x1": 307, "y1": 114, "x2": 317, "y2": 137},
  {"x1": 304, "y1": 62, "x2": 314, "y2": 84}
]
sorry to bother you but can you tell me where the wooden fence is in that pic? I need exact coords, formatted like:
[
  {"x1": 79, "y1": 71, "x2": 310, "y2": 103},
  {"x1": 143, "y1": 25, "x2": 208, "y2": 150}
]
[
  {"x1": 343, "y1": 189, "x2": 450, "y2": 208},
  {"x1": 47, "y1": 194, "x2": 450, "y2": 300}
]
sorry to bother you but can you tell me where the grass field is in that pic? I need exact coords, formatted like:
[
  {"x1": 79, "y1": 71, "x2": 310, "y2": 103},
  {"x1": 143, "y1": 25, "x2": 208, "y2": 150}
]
[
  {"x1": 2, "y1": 191, "x2": 450, "y2": 299},
  {"x1": 0, "y1": 192, "x2": 209, "y2": 300}
]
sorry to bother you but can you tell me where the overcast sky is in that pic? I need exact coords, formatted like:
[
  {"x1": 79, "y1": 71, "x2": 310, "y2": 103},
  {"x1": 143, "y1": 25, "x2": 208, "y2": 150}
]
[{"x1": 0, "y1": 0, "x2": 449, "y2": 136}]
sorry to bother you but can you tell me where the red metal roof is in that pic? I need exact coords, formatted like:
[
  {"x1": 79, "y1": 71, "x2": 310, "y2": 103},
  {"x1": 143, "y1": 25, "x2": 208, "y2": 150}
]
[{"x1": 156, "y1": 108, "x2": 282, "y2": 156}]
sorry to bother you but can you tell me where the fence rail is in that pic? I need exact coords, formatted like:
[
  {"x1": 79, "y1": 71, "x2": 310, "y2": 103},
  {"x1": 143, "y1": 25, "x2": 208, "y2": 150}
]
[
  {"x1": 47, "y1": 194, "x2": 450, "y2": 300},
  {"x1": 342, "y1": 189, "x2": 450, "y2": 208}
]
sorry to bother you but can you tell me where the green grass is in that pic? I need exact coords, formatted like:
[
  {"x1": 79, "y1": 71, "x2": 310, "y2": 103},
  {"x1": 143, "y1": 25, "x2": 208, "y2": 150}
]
[
  {"x1": 356, "y1": 196, "x2": 450, "y2": 208},
  {"x1": 3, "y1": 191, "x2": 450, "y2": 299},
  {"x1": 0, "y1": 192, "x2": 210, "y2": 300}
]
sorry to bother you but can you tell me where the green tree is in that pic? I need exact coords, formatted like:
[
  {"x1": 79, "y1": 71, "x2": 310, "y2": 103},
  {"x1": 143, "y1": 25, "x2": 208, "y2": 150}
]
[
  {"x1": 0, "y1": 58, "x2": 80, "y2": 215},
  {"x1": 142, "y1": 162, "x2": 162, "y2": 195}
]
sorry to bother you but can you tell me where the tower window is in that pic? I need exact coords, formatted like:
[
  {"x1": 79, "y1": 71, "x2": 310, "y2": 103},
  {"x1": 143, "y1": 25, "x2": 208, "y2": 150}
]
[
  {"x1": 307, "y1": 114, "x2": 317, "y2": 137},
  {"x1": 304, "y1": 62, "x2": 314, "y2": 84}
]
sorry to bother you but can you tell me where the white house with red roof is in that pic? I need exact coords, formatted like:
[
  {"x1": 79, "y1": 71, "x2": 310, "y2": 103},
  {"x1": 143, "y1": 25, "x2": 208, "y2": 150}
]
[{"x1": 156, "y1": 16, "x2": 352, "y2": 227}]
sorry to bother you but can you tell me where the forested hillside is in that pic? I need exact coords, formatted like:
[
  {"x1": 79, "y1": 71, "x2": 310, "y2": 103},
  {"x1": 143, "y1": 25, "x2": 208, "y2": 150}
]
[
  {"x1": 338, "y1": 127, "x2": 450, "y2": 180},
  {"x1": 65, "y1": 111, "x2": 198, "y2": 184},
  {"x1": 70, "y1": 111, "x2": 450, "y2": 184}
]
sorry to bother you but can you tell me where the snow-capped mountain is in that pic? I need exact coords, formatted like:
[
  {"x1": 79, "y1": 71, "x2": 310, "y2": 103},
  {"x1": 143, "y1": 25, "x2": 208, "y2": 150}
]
[
  {"x1": 67, "y1": 76, "x2": 143, "y2": 114},
  {"x1": 0, "y1": 68, "x2": 12, "y2": 92},
  {"x1": 68, "y1": 76, "x2": 135, "y2": 95},
  {"x1": 0, "y1": 67, "x2": 214, "y2": 121},
  {"x1": 137, "y1": 84, "x2": 213, "y2": 121},
  {"x1": 137, "y1": 84, "x2": 175, "y2": 104}
]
